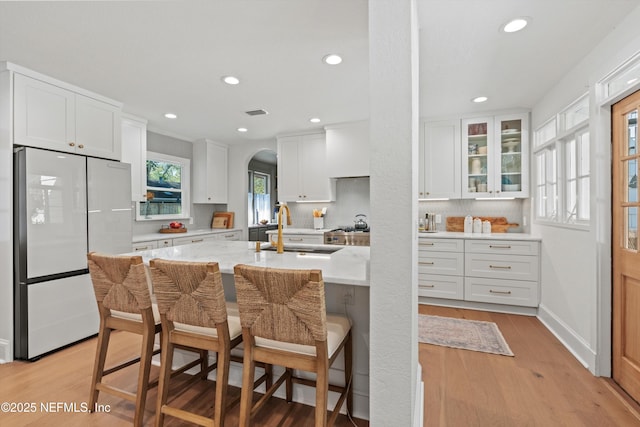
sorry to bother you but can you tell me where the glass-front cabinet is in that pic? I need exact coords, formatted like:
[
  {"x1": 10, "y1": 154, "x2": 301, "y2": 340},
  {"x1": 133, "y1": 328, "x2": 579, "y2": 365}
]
[{"x1": 462, "y1": 113, "x2": 529, "y2": 198}]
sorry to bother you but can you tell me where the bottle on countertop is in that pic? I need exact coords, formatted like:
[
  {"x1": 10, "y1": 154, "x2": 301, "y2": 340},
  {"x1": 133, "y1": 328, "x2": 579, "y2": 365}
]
[
  {"x1": 473, "y1": 217, "x2": 482, "y2": 233},
  {"x1": 464, "y1": 215, "x2": 473, "y2": 233},
  {"x1": 482, "y1": 220, "x2": 492, "y2": 233}
]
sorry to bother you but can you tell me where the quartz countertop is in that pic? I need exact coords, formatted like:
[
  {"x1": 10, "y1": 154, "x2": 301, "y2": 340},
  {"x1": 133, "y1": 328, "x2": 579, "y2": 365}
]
[
  {"x1": 265, "y1": 228, "x2": 330, "y2": 235},
  {"x1": 418, "y1": 231, "x2": 541, "y2": 241},
  {"x1": 133, "y1": 228, "x2": 241, "y2": 243},
  {"x1": 125, "y1": 240, "x2": 370, "y2": 286}
]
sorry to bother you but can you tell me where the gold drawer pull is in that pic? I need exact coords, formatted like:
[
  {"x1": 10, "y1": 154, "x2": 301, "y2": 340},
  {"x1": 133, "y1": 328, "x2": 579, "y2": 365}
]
[
  {"x1": 288, "y1": 238, "x2": 304, "y2": 242},
  {"x1": 419, "y1": 261, "x2": 435, "y2": 265},
  {"x1": 134, "y1": 246, "x2": 149, "y2": 251},
  {"x1": 419, "y1": 242, "x2": 435, "y2": 246},
  {"x1": 191, "y1": 239, "x2": 204, "y2": 243},
  {"x1": 489, "y1": 264, "x2": 511, "y2": 270},
  {"x1": 489, "y1": 245, "x2": 512, "y2": 249},
  {"x1": 423, "y1": 284, "x2": 435, "y2": 288},
  {"x1": 489, "y1": 289, "x2": 512, "y2": 295},
  {"x1": 224, "y1": 234, "x2": 234, "y2": 238}
]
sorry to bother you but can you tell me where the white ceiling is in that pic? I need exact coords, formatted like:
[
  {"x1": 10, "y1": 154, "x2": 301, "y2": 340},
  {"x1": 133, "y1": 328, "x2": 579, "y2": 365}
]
[{"x1": 1, "y1": 1, "x2": 639, "y2": 145}]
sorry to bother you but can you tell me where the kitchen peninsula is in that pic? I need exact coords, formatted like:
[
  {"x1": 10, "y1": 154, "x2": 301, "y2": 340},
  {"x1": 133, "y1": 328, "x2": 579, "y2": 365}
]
[{"x1": 128, "y1": 240, "x2": 371, "y2": 419}]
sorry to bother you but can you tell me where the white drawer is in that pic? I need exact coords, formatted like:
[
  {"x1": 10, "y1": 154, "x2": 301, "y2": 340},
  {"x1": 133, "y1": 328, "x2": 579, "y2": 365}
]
[
  {"x1": 132, "y1": 240, "x2": 158, "y2": 251},
  {"x1": 271, "y1": 234, "x2": 323, "y2": 245},
  {"x1": 465, "y1": 254, "x2": 539, "y2": 282},
  {"x1": 172, "y1": 235, "x2": 217, "y2": 246},
  {"x1": 157, "y1": 238, "x2": 173, "y2": 248},
  {"x1": 465, "y1": 240, "x2": 539, "y2": 256},
  {"x1": 418, "y1": 238, "x2": 464, "y2": 253},
  {"x1": 464, "y1": 277, "x2": 539, "y2": 307},
  {"x1": 215, "y1": 231, "x2": 242, "y2": 241},
  {"x1": 418, "y1": 252, "x2": 464, "y2": 276},
  {"x1": 418, "y1": 274, "x2": 463, "y2": 300}
]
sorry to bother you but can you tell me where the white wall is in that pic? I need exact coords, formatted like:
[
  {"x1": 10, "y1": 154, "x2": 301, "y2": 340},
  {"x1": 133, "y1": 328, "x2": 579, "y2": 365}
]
[
  {"x1": 0, "y1": 70, "x2": 12, "y2": 363},
  {"x1": 369, "y1": 0, "x2": 419, "y2": 425},
  {"x1": 531, "y1": 3, "x2": 640, "y2": 374}
]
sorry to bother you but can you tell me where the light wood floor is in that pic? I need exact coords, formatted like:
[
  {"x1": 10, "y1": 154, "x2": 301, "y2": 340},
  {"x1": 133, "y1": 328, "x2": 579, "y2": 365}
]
[
  {"x1": 420, "y1": 304, "x2": 640, "y2": 426},
  {"x1": 3, "y1": 306, "x2": 640, "y2": 426},
  {"x1": 0, "y1": 332, "x2": 367, "y2": 427}
]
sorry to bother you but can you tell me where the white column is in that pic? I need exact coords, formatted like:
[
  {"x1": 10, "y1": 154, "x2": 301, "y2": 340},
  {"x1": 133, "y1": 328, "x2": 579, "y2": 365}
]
[{"x1": 369, "y1": 0, "x2": 419, "y2": 425}]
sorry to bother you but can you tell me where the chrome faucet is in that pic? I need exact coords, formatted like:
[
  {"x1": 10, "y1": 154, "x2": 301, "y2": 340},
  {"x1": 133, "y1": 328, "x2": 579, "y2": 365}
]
[{"x1": 272, "y1": 204, "x2": 292, "y2": 254}]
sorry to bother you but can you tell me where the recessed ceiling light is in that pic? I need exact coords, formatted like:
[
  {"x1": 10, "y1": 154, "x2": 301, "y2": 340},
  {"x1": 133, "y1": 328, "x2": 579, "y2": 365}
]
[
  {"x1": 237, "y1": 127, "x2": 248, "y2": 133},
  {"x1": 472, "y1": 96, "x2": 488, "y2": 103},
  {"x1": 222, "y1": 76, "x2": 240, "y2": 85},
  {"x1": 309, "y1": 118, "x2": 321, "y2": 123},
  {"x1": 164, "y1": 113, "x2": 177, "y2": 119},
  {"x1": 323, "y1": 54, "x2": 342, "y2": 65},
  {"x1": 502, "y1": 17, "x2": 529, "y2": 33}
]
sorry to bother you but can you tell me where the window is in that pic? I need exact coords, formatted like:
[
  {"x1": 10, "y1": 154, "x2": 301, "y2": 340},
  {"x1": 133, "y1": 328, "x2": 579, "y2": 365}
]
[
  {"x1": 534, "y1": 93, "x2": 590, "y2": 227},
  {"x1": 247, "y1": 170, "x2": 271, "y2": 225},
  {"x1": 137, "y1": 151, "x2": 190, "y2": 220}
]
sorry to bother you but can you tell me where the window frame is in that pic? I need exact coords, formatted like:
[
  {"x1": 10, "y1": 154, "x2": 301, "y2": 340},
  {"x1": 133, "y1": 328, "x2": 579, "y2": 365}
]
[
  {"x1": 247, "y1": 169, "x2": 272, "y2": 225},
  {"x1": 533, "y1": 93, "x2": 590, "y2": 230},
  {"x1": 136, "y1": 151, "x2": 191, "y2": 221}
]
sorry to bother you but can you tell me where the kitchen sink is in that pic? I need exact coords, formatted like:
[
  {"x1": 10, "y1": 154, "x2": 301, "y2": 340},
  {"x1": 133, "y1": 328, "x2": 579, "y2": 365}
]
[{"x1": 262, "y1": 246, "x2": 343, "y2": 254}]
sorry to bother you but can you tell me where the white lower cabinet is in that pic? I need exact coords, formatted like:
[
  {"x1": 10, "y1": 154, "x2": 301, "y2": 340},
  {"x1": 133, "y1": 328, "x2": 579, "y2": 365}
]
[
  {"x1": 132, "y1": 240, "x2": 158, "y2": 252},
  {"x1": 213, "y1": 231, "x2": 241, "y2": 241},
  {"x1": 418, "y1": 238, "x2": 464, "y2": 300},
  {"x1": 418, "y1": 237, "x2": 540, "y2": 307}
]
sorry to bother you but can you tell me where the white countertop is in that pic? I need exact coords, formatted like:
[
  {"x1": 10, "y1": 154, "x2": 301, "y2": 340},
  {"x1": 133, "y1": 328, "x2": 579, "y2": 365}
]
[
  {"x1": 133, "y1": 228, "x2": 241, "y2": 243},
  {"x1": 265, "y1": 228, "x2": 330, "y2": 235},
  {"x1": 418, "y1": 231, "x2": 541, "y2": 241},
  {"x1": 125, "y1": 240, "x2": 370, "y2": 286}
]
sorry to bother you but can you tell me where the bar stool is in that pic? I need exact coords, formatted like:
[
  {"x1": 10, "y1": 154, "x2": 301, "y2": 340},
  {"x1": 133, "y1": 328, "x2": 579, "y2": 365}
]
[
  {"x1": 87, "y1": 252, "x2": 207, "y2": 427},
  {"x1": 87, "y1": 252, "x2": 162, "y2": 427},
  {"x1": 149, "y1": 259, "x2": 242, "y2": 427},
  {"x1": 233, "y1": 264, "x2": 353, "y2": 427}
]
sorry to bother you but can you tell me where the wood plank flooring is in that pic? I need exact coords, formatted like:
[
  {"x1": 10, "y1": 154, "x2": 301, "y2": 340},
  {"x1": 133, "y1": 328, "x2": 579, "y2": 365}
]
[
  {"x1": 0, "y1": 332, "x2": 366, "y2": 427},
  {"x1": 3, "y1": 306, "x2": 640, "y2": 426},
  {"x1": 420, "y1": 304, "x2": 640, "y2": 426}
]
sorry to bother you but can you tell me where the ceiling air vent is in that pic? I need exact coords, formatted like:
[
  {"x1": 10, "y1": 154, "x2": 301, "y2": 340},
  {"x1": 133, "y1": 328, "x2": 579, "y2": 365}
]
[{"x1": 245, "y1": 109, "x2": 269, "y2": 116}]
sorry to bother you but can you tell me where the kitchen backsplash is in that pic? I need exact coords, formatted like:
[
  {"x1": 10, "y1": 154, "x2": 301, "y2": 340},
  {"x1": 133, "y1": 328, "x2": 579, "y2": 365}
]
[
  {"x1": 286, "y1": 177, "x2": 370, "y2": 229},
  {"x1": 419, "y1": 199, "x2": 525, "y2": 233}
]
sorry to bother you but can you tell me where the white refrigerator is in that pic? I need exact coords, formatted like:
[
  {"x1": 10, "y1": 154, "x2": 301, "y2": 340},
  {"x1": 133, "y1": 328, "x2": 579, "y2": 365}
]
[{"x1": 14, "y1": 147, "x2": 132, "y2": 360}]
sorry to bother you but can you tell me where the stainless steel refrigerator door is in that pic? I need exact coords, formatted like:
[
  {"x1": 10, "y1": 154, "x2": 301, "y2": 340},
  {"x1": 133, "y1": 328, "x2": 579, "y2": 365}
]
[
  {"x1": 87, "y1": 157, "x2": 132, "y2": 254},
  {"x1": 23, "y1": 148, "x2": 88, "y2": 279}
]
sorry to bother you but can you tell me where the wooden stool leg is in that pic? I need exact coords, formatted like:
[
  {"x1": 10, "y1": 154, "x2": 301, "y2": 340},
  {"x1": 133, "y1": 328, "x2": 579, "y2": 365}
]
[
  {"x1": 89, "y1": 325, "x2": 111, "y2": 411},
  {"x1": 134, "y1": 325, "x2": 155, "y2": 427},
  {"x1": 239, "y1": 339, "x2": 256, "y2": 427},
  {"x1": 155, "y1": 331, "x2": 174, "y2": 427},
  {"x1": 315, "y1": 364, "x2": 329, "y2": 427},
  {"x1": 285, "y1": 368, "x2": 294, "y2": 403},
  {"x1": 345, "y1": 331, "x2": 353, "y2": 415},
  {"x1": 200, "y1": 349, "x2": 209, "y2": 380},
  {"x1": 213, "y1": 350, "x2": 230, "y2": 427}
]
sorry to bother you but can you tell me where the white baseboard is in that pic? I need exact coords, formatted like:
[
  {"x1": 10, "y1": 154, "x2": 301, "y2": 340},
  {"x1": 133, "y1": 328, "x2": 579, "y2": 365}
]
[
  {"x1": 419, "y1": 297, "x2": 538, "y2": 316},
  {"x1": 153, "y1": 348, "x2": 370, "y2": 420},
  {"x1": 414, "y1": 363, "x2": 424, "y2": 427},
  {"x1": 0, "y1": 339, "x2": 11, "y2": 364},
  {"x1": 537, "y1": 304, "x2": 597, "y2": 372}
]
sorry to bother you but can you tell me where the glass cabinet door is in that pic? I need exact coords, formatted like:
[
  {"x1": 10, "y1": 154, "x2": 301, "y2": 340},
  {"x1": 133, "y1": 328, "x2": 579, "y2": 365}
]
[
  {"x1": 462, "y1": 117, "x2": 493, "y2": 198},
  {"x1": 498, "y1": 117, "x2": 523, "y2": 195}
]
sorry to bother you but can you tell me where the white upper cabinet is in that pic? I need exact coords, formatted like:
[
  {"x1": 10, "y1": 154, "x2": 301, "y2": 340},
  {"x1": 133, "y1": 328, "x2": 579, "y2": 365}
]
[
  {"x1": 461, "y1": 112, "x2": 529, "y2": 198},
  {"x1": 277, "y1": 132, "x2": 336, "y2": 202},
  {"x1": 120, "y1": 114, "x2": 147, "y2": 202},
  {"x1": 192, "y1": 139, "x2": 228, "y2": 204},
  {"x1": 13, "y1": 73, "x2": 121, "y2": 160},
  {"x1": 325, "y1": 121, "x2": 369, "y2": 177},
  {"x1": 420, "y1": 119, "x2": 461, "y2": 199}
]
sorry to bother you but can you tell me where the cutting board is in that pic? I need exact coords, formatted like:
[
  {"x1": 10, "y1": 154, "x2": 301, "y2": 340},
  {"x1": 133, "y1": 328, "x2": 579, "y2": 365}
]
[
  {"x1": 445, "y1": 216, "x2": 519, "y2": 233},
  {"x1": 212, "y1": 212, "x2": 234, "y2": 229}
]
